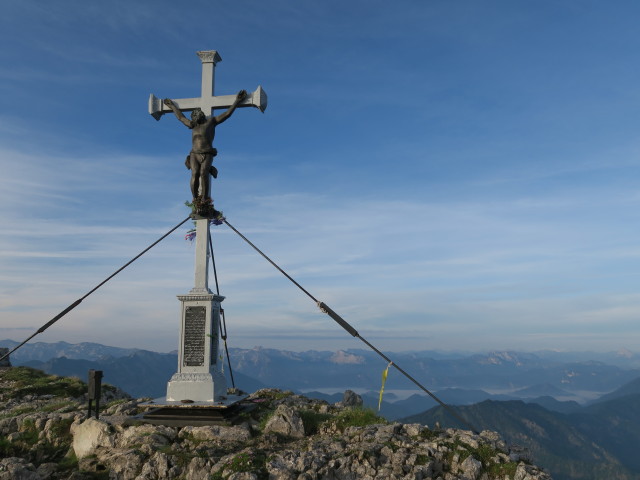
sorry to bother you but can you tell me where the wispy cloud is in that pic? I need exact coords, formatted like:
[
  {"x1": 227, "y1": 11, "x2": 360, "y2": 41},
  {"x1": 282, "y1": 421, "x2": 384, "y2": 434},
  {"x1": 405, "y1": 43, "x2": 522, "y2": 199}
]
[{"x1": 3, "y1": 1, "x2": 640, "y2": 354}]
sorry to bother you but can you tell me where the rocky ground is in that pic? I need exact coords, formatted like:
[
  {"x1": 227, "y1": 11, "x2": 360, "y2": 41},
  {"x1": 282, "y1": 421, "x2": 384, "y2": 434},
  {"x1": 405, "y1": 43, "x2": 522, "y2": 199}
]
[{"x1": 0, "y1": 367, "x2": 552, "y2": 480}]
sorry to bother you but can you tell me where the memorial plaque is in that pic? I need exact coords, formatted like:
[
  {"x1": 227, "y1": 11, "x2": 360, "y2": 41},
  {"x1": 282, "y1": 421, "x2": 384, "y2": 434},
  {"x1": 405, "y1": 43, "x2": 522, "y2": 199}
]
[{"x1": 183, "y1": 306, "x2": 206, "y2": 366}]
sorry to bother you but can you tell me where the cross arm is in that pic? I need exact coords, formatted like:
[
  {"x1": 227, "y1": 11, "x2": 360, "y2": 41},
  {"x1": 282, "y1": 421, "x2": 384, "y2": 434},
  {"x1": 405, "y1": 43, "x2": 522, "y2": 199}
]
[
  {"x1": 163, "y1": 98, "x2": 193, "y2": 128},
  {"x1": 149, "y1": 86, "x2": 267, "y2": 121}
]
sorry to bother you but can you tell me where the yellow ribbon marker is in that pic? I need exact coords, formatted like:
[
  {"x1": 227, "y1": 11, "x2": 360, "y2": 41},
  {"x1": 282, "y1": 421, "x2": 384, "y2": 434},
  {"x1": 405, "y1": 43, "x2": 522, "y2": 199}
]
[{"x1": 378, "y1": 361, "x2": 393, "y2": 411}]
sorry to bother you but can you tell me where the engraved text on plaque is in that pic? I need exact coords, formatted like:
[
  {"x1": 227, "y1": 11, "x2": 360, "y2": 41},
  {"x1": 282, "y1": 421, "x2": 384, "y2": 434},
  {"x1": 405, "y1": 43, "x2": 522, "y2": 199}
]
[{"x1": 183, "y1": 306, "x2": 206, "y2": 366}]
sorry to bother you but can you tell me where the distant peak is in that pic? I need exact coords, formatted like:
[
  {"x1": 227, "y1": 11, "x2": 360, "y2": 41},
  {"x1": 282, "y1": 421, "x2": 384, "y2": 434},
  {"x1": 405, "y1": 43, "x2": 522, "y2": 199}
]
[{"x1": 330, "y1": 350, "x2": 365, "y2": 365}]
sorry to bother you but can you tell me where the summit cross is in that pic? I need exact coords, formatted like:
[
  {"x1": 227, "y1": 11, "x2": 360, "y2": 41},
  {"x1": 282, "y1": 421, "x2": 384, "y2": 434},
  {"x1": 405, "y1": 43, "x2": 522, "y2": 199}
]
[{"x1": 146, "y1": 50, "x2": 267, "y2": 405}]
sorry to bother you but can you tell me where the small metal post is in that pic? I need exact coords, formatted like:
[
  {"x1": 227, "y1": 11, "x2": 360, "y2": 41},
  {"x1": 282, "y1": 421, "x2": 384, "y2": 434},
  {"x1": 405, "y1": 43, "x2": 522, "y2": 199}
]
[{"x1": 87, "y1": 369, "x2": 103, "y2": 419}]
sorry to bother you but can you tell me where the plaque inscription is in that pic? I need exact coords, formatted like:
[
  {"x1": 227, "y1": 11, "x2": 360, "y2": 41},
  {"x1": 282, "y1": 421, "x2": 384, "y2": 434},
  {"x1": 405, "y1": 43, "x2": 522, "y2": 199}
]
[{"x1": 183, "y1": 306, "x2": 206, "y2": 367}]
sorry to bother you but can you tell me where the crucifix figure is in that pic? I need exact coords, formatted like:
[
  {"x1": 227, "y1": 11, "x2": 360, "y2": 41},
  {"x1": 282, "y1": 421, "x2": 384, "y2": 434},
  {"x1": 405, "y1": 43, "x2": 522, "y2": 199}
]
[
  {"x1": 149, "y1": 50, "x2": 267, "y2": 216},
  {"x1": 163, "y1": 91, "x2": 246, "y2": 210}
]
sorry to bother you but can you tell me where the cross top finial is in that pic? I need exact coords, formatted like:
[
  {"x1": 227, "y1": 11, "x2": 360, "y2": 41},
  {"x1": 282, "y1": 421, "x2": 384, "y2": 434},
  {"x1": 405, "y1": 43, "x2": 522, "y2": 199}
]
[{"x1": 196, "y1": 50, "x2": 222, "y2": 64}]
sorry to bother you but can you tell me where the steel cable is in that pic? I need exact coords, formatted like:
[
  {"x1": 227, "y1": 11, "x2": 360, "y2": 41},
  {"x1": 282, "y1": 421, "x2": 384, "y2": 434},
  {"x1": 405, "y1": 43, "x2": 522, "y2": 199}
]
[
  {"x1": 208, "y1": 227, "x2": 236, "y2": 389},
  {"x1": 223, "y1": 218, "x2": 479, "y2": 434},
  {"x1": 0, "y1": 216, "x2": 191, "y2": 363}
]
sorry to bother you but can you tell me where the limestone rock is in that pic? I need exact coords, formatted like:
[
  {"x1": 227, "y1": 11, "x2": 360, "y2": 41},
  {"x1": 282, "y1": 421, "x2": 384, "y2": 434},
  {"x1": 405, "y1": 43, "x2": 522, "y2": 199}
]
[
  {"x1": 182, "y1": 457, "x2": 214, "y2": 480},
  {"x1": 460, "y1": 455, "x2": 482, "y2": 479},
  {"x1": 134, "y1": 451, "x2": 183, "y2": 480},
  {"x1": 104, "y1": 399, "x2": 140, "y2": 416},
  {"x1": 340, "y1": 389, "x2": 363, "y2": 408},
  {"x1": 0, "y1": 376, "x2": 554, "y2": 480},
  {"x1": 0, "y1": 457, "x2": 40, "y2": 480},
  {"x1": 71, "y1": 417, "x2": 115, "y2": 459},
  {"x1": 180, "y1": 423, "x2": 251, "y2": 443},
  {"x1": 263, "y1": 404, "x2": 305, "y2": 438},
  {"x1": 515, "y1": 462, "x2": 553, "y2": 480},
  {"x1": 118, "y1": 424, "x2": 175, "y2": 448},
  {"x1": 35, "y1": 462, "x2": 58, "y2": 479},
  {"x1": 227, "y1": 473, "x2": 258, "y2": 480},
  {"x1": 95, "y1": 448, "x2": 144, "y2": 479}
]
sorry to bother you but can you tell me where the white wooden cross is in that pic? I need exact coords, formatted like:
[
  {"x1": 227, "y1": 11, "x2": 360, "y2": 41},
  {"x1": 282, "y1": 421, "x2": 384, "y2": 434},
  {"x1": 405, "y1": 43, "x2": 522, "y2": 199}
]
[{"x1": 148, "y1": 50, "x2": 267, "y2": 120}]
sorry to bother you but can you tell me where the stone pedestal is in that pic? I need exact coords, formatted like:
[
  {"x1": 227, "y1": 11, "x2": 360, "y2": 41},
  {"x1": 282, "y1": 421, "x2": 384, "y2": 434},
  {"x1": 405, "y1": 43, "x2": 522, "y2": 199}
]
[
  {"x1": 166, "y1": 292, "x2": 227, "y2": 402},
  {"x1": 164, "y1": 218, "x2": 227, "y2": 403}
]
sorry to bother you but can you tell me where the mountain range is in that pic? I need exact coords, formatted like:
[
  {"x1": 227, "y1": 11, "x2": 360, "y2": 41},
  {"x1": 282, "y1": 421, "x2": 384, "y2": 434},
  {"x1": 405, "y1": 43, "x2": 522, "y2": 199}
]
[
  {"x1": 402, "y1": 384, "x2": 640, "y2": 480},
  {"x1": 2, "y1": 339, "x2": 639, "y2": 414}
]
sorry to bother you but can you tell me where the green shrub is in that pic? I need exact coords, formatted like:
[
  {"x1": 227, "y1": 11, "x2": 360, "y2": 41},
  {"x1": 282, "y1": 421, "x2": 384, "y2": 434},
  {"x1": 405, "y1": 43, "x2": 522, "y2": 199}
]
[
  {"x1": 328, "y1": 407, "x2": 387, "y2": 432},
  {"x1": 383, "y1": 440, "x2": 399, "y2": 452},
  {"x1": 48, "y1": 418, "x2": 74, "y2": 443},
  {"x1": 0, "y1": 436, "x2": 14, "y2": 457},
  {"x1": 486, "y1": 461, "x2": 518, "y2": 477},
  {"x1": 0, "y1": 418, "x2": 72, "y2": 464},
  {"x1": 419, "y1": 428, "x2": 440, "y2": 441},
  {"x1": 20, "y1": 419, "x2": 40, "y2": 446},
  {"x1": 474, "y1": 443, "x2": 498, "y2": 464},
  {"x1": 257, "y1": 408, "x2": 276, "y2": 432},
  {"x1": 442, "y1": 438, "x2": 520, "y2": 479},
  {"x1": 299, "y1": 409, "x2": 332, "y2": 435},
  {"x1": 212, "y1": 450, "x2": 268, "y2": 480},
  {"x1": 57, "y1": 451, "x2": 78, "y2": 471}
]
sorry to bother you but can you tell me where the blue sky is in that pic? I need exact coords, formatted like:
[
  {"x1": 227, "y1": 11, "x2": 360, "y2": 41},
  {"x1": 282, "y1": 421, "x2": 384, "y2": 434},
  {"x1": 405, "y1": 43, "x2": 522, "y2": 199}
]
[{"x1": 1, "y1": 0, "x2": 640, "y2": 353}]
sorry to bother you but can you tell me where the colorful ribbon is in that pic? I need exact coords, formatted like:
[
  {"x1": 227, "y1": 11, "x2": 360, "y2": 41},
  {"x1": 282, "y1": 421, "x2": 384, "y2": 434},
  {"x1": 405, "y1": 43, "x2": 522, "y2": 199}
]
[{"x1": 378, "y1": 361, "x2": 393, "y2": 411}]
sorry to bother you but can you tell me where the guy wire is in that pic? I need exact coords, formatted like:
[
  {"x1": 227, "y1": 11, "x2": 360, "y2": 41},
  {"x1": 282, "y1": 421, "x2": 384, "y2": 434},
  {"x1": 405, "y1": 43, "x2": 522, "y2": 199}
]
[
  {"x1": 223, "y1": 218, "x2": 479, "y2": 434},
  {"x1": 208, "y1": 225, "x2": 236, "y2": 388},
  {"x1": 0, "y1": 216, "x2": 191, "y2": 363}
]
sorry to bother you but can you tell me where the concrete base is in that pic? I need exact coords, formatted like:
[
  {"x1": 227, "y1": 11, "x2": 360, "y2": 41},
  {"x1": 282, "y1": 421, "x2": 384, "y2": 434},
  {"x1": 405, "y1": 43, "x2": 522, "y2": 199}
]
[
  {"x1": 136, "y1": 393, "x2": 250, "y2": 427},
  {"x1": 142, "y1": 391, "x2": 246, "y2": 409},
  {"x1": 166, "y1": 371, "x2": 227, "y2": 403}
]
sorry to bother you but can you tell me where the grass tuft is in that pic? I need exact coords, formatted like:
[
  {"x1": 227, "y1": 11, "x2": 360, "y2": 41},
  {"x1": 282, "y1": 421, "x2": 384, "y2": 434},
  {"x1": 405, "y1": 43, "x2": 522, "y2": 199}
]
[
  {"x1": 1, "y1": 367, "x2": 86, "y2": 398},
  {"x1": 327, "y1": 407, "x2": 387, "y2": 432},
  {"x1": 299, "y1": 409, "x2": 332, "y2": 435},
  {"x1": 212, "y1": 450, "x2": 269, "y2": 480}
]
